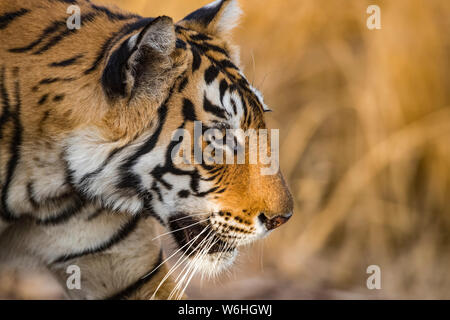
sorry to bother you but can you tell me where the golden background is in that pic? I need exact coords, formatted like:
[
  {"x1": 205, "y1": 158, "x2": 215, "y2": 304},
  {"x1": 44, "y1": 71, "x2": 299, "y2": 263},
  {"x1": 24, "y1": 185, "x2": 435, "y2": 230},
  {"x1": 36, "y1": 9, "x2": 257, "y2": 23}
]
[{"x1": 2, "y1": 0, "x2": 449, "y2": 299}]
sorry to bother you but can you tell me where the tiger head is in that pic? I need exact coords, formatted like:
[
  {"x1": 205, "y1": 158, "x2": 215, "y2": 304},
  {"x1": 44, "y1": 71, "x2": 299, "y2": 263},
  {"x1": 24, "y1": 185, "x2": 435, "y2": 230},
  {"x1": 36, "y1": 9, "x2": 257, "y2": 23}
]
[{"x1": 65, "y1": 0, "x2": 293, "y2": 275}]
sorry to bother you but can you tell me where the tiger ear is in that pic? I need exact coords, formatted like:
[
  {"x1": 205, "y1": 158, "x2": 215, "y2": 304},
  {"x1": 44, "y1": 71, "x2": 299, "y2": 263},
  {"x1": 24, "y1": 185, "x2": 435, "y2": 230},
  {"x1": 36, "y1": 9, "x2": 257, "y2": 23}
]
[
  {"x1": 102, "y1": 16, "x2": 176, "y2": 100},
  {"x1": 178, "y1": 0, "x2": 243, "y2": 37}
]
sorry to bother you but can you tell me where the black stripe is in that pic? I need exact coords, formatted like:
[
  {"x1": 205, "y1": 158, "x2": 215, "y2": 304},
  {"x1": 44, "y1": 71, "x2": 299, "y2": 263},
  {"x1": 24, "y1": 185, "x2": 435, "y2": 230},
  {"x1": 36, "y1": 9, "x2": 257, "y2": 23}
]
[
  {"x1": 38, "y1": 94, "x2": 49, "y2": 105},
  {"x1": 178, "y1": 76, "x2": 188, "y2": 92},
  {"x1": 84, "y1": 18, "x2": 153, "y2": 75},
  {"x1": 150, "y1": 165, "x2": 173, "y2": 190},
  {"x1": 215, "y1": 188, "x2": 226, "y2": 194},
  {"x1": 189, "y1": 169, "x2": 201, "y2": 193},
  {"x1": 106, "y1": 250, "x2": 163, "y2": 300},
  {"x1": 236, "y1": 89, "x2": 248, "y2": 124},
  {"x1": 205, "y1": 56, "x2": 242, "y2": 85},
  {"x1": 219, "y1": 79, "x2": 228, "y2": 104},
  {"x1": 194, "y1": 185, "x2": 219, "y2": 197},
  {"x1": 216, "y1": 172, "x2": 226, "y2": 184},
  {"x1": 53, "y1": 94, "x2": 65, "y2": 102},
  {"x1": 33, "y1": 12, "x2": 98, "y2": 55},
  {"x1": 182, "y1": 98, "x2": 197, "y2": 122},
  {"x1": 26, "y1": 183, "x2": 40, "y2": 208},
  {"x1": 26, "y1": 182, "x2": 74, "y2": 209},
  {"x1": 142, "y1": 192, "x2": 163, "y2": 225},
  {"x1": 101, "y1": 33, "x2": 134, "y2": 98},
  {"x1": 190, "y1": 46, "x2": 202, "y2": 72},
  {"x1": 145, "y1": 115, "x2": 222, "y2": 199},
  {"x1": 34, "y1": 78, "x2": 76, "y2": 92},
  {"x1": 9, "y1": 20, "x2": 65, "y2": 53},
  {"x1": 176, "y1": 38, "x2": 186, "y2": 49},
  {"x1": 204, "y1": 65, "x2": 219, "y2": 84},
  {"x1": 230, "y1": 98, "x2": 238, "y2": 115},
  {"x1": 216, "y1": 59, "x2": 239, "y2": 71},
  {"x1": 77, "y1": 143, "x2": 127, "y2": 190},
  {"x1": 50, "y1": 0, "x2": 140, "y2": 21},
  {"x1": 203, "y1": 94, "x2": 227, "y2": 119},
  {"x1": 39, "y1": 77, "x2": 76, "y2": 85},
  {"x1": 117, "y1": 93, "x2": 170, "y2": 189},
  {"x1": 39, "y1": 78, "x2": 61, "y2": 85},
  {"x1": 35, "y1": 197, "x2": 84, "y2": 226},
  {"x1": 89, "y1": 2, "x2": 141, "y2": 21},
  {"x1": 150, "y1": 145, "x2": 217, "y2": 197},
  {"x1": 189, "y1": 33, "x2": 213, "y2": 41},
  {"x1": 86, "y1": 208, "x2": 104, "y2": 221},
  {"x1": 52, "y1": 213, "x2": 142, "y2": 264},
  {"x1": 33, "y1": 28, "x2": 75, "y2": 55},
  {"x1": 206, "y1": 166, "x2": 223, "y2": 175},
  {"x1": 151, "y1": 182, "x2": 163, "y2": 202},
  {"x1": 49, "y1": 54, "x2": 84, "y2": 67},
  {"x1": 0, "y1": 8, "x2": 30, "y2": 30},
  {"x1": 188, "y1": 40, "x2": 229, "y2": 58}
]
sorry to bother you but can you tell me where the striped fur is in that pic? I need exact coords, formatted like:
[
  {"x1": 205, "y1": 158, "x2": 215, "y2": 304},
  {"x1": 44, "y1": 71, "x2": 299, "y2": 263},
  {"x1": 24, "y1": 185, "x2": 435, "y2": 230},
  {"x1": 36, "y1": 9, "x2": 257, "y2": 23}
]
[{"x1": 0, "y1": 0, "x2": 293, "y2": 299}]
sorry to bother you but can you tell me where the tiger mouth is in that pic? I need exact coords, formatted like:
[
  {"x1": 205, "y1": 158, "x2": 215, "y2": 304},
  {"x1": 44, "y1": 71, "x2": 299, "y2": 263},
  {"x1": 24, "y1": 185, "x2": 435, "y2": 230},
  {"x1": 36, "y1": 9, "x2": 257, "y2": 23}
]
[{"x1": 168, "y1": 213, "x2": 235, "y2": 255}]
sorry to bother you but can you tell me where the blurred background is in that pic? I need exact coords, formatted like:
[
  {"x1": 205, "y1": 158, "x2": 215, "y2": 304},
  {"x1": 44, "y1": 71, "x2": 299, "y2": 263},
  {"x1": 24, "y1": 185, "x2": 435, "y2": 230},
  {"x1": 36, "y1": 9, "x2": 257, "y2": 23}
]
[{"x1": 2, "y1": 0, "x2": 450, "y2": 299}]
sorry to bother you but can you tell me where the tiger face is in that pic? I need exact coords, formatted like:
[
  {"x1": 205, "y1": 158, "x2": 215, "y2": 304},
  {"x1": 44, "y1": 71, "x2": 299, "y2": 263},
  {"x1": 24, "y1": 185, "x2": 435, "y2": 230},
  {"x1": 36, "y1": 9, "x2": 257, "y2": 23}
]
[{"x1": 64, "y1": 0, "x2": 293, "y2": 275}]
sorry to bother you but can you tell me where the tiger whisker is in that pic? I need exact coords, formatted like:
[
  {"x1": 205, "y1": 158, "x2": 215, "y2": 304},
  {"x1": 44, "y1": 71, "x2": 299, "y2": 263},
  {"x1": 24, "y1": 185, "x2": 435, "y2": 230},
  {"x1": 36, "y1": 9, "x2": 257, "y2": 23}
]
[
  {"x1": 141, "y1": 225, "x2": 211, "y2": 284},
  {"x1": 177, "y1": 237, "x2": 220, "y2": 299},
  {"x1": 183, "y1": 235, "x2": 221, "y2": 297},
  {"x1": 169, "y1": 254, "x2": 197, "y2": 299},
  {"x1": 208, "y1": 224, "x2": 237, "y2": 280},
  {"x1": 150, "y1": 226, "x2": 212, "y2": 299},
  {"x1": 167, "y1": 230, "x2": 216, "y2": 299},
  {"x1": 152, "y1": 218, "x2": 210, "y2": 241},
  {"x1": 173, "y1": 233, "x2": 219, "y2": 300},
  {"x1": 168, "y1": 212, "x2": 212, "y2": 223},
  {"x1": 210, "y1": 241, "x2": 231, "y2": 279},
  {"x1": 152, "y1": 226, "x2": 216, "y2": 299},
  {"x1": 171, "y1": 230, "x2": 213, "y2": 286},
  {"x1": 169, "y1": 231, "x2": 216, "y2": 299}
]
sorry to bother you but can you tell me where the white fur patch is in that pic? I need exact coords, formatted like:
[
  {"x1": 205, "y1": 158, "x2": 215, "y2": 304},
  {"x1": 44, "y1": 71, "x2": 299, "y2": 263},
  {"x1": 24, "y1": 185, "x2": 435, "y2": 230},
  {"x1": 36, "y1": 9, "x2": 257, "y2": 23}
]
[
  {"x1": 208, "y1": 0, "x2": 243, "y2": 35},
  {"x1": 191, "y1": 248, "x2": 237, "y2": 279}
]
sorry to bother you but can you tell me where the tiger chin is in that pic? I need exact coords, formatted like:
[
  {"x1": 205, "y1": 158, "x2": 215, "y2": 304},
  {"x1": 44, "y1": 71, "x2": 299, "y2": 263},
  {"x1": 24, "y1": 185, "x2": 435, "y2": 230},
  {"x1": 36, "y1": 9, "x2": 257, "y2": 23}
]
[{"x1": 0, "y1": 0, "x2": 293, "y2": 299}]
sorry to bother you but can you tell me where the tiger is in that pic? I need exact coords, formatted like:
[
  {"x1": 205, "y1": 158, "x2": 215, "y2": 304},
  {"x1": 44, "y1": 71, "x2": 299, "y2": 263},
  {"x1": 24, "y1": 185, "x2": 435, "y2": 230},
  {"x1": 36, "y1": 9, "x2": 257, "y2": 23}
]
[{"x1": 0, "y1": 0, "x2": 293, "y2": 299}]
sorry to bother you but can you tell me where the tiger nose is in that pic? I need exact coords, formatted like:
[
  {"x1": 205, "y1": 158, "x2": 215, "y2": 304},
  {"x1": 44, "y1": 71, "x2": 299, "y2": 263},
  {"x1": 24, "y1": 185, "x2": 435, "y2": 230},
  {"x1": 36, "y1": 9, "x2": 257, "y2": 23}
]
[{"x1": 258, "y1": 212, "x2": 292, "y2": 231}]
